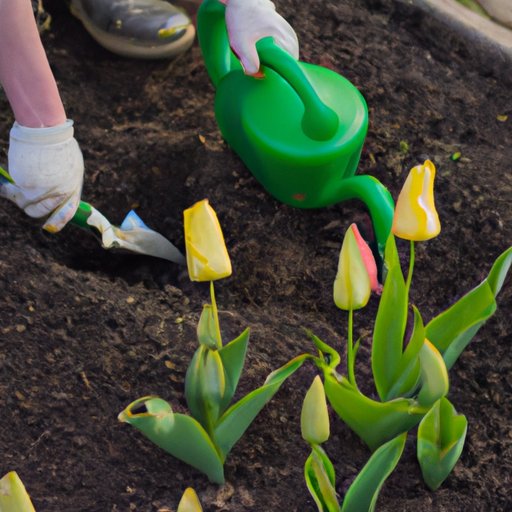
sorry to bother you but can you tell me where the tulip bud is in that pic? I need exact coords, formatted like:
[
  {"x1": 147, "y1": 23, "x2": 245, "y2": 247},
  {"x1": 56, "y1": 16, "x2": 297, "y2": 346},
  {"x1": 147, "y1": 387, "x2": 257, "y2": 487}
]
[
  {"x1": 351, "y1": 222, "x2": 381, "y2": 293},
  {"x1": 0, "y1": 471, "x2": 36, "y2": 512},
  {"x1": 200, "y1": 348, "x2": 226, "y2": 412},
  {"x1": 185, "y1": 345, "x2": 226, "y2": 427},
  {"x1": 301, "y1": 376, "x2": 330, "y2": 445},
  {"x1": 178, "y1": 487, "x2": 203, "y2": 512},
  {"x1": 417, "y1": 340, "x2": 449, "y2": 406},
  {"x1": 392, "y1": 160, "x2": 441, "y2": 241},
  {"x1": 197, "y1": 304, "x2": 220, "y2": 349},
  {"x1": 184, "y1": 199, "x2": 232, "y2": 281},
  {"x1": 334, "y1": 224, "x2": 373, "y2": 310}
]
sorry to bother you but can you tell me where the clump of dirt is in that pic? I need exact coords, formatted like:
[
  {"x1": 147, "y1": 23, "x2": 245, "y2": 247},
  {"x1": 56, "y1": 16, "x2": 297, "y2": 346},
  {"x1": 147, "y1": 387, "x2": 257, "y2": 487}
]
[{"x1": 0, "y1": 0, "x2": 510, "y2": 510}]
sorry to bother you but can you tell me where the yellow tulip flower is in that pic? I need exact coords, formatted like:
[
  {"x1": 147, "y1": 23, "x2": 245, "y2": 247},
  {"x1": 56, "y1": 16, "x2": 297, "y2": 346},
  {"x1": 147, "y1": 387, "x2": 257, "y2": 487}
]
[
  {"x1": 184, "y1": 199, "x2": 232, "y2": 282},
  {"x1": 392, "y1": 160, "x2": 441, "y2": 241},
  {"x1": 333, "y1": 224, "x2": 372, "y2": 310}
]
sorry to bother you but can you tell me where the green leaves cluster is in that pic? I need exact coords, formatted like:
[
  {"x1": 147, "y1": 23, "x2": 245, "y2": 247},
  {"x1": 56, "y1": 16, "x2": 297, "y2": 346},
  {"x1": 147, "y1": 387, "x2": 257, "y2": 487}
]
[
  {"x1": 118, "y1": 235, "x2": 511, "y2": 504},
  {"x1": 311, "y1": 237, "x2": 511, "y2": 493},
  {"x1": 119, "y1": 289, "x2": 310, "y2": 484}
]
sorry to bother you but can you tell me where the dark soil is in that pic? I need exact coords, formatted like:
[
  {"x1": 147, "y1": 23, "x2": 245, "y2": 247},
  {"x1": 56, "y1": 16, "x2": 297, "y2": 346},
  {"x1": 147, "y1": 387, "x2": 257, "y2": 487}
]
[{"x1": 1, "y1": 0, "x2": 511, "y2": 510}]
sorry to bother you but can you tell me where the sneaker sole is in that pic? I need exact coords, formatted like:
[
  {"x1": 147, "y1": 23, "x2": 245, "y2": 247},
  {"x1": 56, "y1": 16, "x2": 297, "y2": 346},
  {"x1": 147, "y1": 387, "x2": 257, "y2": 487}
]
[{"x1": 69, "y1": 2, "x2": 196, "y2": 59}]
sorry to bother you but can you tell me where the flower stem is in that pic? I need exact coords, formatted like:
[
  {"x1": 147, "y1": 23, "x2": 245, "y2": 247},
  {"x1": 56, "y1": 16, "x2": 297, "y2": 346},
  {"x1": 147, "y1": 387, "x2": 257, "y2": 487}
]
[
  {"x1": 405, "y1": 240, "x2": 415, "y2": 297},
  {"x1": 347, "y1": 308, "x2": 356, "y2": 387},
  {"x1": 210, "y1": 280, "x2": 223, "y2": 348}
]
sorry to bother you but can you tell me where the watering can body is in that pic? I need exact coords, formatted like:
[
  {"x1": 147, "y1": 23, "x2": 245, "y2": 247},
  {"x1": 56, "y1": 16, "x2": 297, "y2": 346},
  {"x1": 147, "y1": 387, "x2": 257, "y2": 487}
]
[
  {"x1": 197, "y1": 0, "x2": 393, "y2": 256},
  {"x1": 198, "y1": 0, "x2": 368, "y2": 209}
]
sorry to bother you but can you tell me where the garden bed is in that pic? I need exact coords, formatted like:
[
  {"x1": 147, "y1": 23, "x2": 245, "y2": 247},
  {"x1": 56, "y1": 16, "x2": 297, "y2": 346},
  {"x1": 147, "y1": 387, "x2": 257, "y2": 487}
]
[{"x1": 0, "y1": 0, "x2": 510, "y2": 510}]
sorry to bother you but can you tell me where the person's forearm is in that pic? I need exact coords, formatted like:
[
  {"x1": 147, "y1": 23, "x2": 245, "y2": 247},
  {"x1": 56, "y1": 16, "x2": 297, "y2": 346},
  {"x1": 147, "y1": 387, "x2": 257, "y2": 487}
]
[{"x1": 0, "y1": 0, "x2": 66, "y2": 127}]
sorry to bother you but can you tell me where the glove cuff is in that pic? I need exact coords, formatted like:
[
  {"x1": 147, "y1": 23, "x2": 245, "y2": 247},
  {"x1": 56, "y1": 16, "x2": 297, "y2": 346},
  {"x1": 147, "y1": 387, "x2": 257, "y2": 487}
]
[{"x1": 10, "y1": 119, "x2": 75, "y2": 145}]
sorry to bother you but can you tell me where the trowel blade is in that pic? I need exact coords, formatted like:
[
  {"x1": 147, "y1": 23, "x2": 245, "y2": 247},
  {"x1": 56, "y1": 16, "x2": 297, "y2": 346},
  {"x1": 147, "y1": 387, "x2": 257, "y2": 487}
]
[{"x1": 90, "y1": 209, "x2": 185, "y2": 264}]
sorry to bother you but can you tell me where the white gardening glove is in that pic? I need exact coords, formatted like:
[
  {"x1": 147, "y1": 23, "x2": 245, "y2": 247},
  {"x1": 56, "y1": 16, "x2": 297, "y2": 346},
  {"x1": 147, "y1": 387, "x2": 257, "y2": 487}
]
[
  {"x1": 0, "y1": 120, "x2": 84, "y2": 232},
  {"x1": 225, "y1": 0, "x2": 299, "y2": 75}
]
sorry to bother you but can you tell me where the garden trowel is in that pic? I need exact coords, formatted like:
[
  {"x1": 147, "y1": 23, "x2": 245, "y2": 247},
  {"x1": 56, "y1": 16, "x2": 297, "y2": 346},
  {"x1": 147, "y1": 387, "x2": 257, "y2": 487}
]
[{"x1": 0, "y1": 166, "x2": 184, "y2": 264}]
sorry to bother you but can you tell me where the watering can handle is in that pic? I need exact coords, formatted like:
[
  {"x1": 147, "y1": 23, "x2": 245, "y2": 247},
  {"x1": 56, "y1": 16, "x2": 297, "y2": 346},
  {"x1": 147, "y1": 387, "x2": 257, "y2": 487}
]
[
  {"x1": 256, "y1": 38, "x2": 339, "y2": 141},
  {"x1": 197, "y1": 0, "x2": 339, "y2": 141}
]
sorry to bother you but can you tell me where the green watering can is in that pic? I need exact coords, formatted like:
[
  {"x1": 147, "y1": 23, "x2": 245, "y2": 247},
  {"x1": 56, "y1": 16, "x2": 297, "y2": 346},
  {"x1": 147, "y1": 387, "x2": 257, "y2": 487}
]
[{"x1": 197, "y1": 0, "x2": 394, "y2": 255}]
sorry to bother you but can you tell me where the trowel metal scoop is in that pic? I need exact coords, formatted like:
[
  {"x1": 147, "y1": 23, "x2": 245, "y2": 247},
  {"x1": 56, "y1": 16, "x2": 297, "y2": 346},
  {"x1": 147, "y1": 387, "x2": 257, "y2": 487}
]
[
  {"x1": 0, "y1": 166, "x2": 184, "y2": 264},
  {"x1": 72, "y1": 201, "x2": 185, "y2": 263}
]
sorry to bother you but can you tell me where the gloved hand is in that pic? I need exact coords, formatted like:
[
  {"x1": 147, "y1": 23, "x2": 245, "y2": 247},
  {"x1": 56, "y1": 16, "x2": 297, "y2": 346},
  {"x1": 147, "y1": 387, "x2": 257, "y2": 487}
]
[
  {"x1": 0, "y1": 120, "x2": 84, "y2": 232},
  {"x1": 224, "y1": 0, "x2": 299, "y2": 75}
]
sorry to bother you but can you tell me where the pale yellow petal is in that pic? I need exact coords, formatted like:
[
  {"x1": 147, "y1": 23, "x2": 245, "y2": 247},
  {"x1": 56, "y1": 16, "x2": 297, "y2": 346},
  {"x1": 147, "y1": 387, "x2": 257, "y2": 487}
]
[
  {"x1": 392, "y1": 161, "x2": 441, "y2": 241},
  {"x1": 184, "y1": 199, "x2": 232, "y2": 281}
]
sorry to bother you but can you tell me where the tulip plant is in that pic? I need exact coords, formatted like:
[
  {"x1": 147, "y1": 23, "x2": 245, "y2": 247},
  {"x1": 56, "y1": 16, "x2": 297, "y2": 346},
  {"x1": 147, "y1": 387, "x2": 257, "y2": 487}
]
[
  {"x1": 119, "y1": 199, "x2": 310, "y2": 484},
  {"x1": 301, "y1": 377, "x2": 406, "y2": 511},
  {"x1": 310, "y1": 160, "x2": 512, "y2": 490}
]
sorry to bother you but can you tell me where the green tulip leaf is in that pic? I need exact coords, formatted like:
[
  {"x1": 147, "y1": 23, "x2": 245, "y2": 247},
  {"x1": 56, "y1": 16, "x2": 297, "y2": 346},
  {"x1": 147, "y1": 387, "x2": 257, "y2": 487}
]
[
  {"x1": 304, "y1": 445, "x2": 340, "y2": 512},
  {"x1": 213, "y1": 354, "x2": 311, "y2": 458},
  {"x1": 372, "y1": 236, "x2": 408, "y2": 401},
  {"x1": 119, "y1": 397, "x2": 225, "y2": 484},
  {"x1": 308, "y1": 331, "x2": 341, "y2": 370},
  {"x1": 323, "y1": 371, "x2": 422, "y2": 451},
  {"x1": 426, "y1": 246, "x2": 512, "y2": 369},
  {"x1": 200, "y1": 348, "x2": 226, "y2": 429},
  {"x1": 417, "y1": 397, "x2": 468, "y2": 490},
  {"x1": 341, "y1": 432, "x2": 407, "y2": 512},
  {"x1": 160, "y1": 413, "x2": 225, "y2": 483},
  {"x1": 218, "y1": 328, "x2": 250, "y2": 412},
  {"x1": 487, "y1": 246, "x2": 512, "y2": 296},
  {"x1": 385, "y1": 306, "x2": 424, "y2": 400},
  {"x1": 185, "y1": 345, "x2": 216, "y2": 428}
]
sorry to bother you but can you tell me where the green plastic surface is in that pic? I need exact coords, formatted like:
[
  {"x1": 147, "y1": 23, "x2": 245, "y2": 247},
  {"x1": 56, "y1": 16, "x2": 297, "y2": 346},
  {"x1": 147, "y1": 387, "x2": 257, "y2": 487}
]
[
  {"x1": 72, "y1": 201, "x2": 94, "y2": 229},
  {"x1": 197, "y1": 0, "x2": 394, "y2": 254}
]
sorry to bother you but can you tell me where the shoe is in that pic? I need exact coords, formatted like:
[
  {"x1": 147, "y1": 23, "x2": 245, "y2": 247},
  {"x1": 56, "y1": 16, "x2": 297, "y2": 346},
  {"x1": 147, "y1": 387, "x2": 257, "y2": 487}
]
[
  {"x1": 69, "y1": 0, "x2": 195, "y2": 59},
  {"x1": 477, "y1": 0, "x2": 512, "y2": 28},
  {"x1": 33, "y1": 0, "x2": 52, "y2": 34}
]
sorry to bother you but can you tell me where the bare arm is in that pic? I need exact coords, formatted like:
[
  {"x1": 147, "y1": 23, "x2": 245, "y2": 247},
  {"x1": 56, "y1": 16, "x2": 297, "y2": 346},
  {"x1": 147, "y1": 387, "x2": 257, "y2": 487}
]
[{"x1": 0, "y1": 0, "x2": 66, "y2": 127}]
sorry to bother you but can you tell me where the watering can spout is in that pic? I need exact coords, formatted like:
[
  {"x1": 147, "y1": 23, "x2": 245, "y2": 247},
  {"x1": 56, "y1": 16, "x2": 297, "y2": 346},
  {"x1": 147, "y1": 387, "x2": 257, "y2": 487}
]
[{"x1": 323, "y1": 175, "x2": 395, "y2": 260}]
